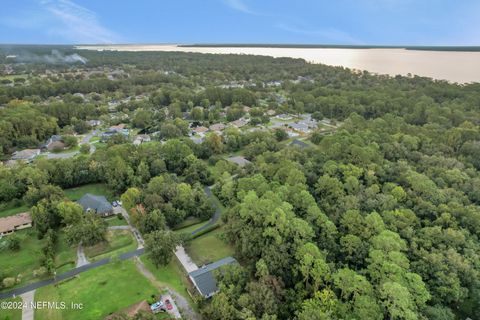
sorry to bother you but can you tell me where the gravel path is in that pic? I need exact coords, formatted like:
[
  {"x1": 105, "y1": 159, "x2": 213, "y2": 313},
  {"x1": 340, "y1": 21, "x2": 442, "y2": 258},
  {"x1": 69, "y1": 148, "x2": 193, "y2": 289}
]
[
  {"x1": 134, "y1": 257, "x2": 200, "y2": 320},
  {"x1": 76, "y1": 243, "x2": 89, "y2": 267},
  {"x1": 20, "y1": 290, "x2": 35, "y2": 320}
]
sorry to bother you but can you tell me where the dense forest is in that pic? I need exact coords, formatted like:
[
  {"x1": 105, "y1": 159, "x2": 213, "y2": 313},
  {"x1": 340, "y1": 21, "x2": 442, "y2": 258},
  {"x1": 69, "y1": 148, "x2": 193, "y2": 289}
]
[{"x1": 0, "y1": 46, "x2": 479, "y2": 319}]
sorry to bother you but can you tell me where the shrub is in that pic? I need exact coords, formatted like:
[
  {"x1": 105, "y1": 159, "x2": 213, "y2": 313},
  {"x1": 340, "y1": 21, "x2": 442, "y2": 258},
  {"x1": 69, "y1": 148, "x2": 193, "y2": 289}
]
[
  {"x1": 2, "y1": 277, "x2": 16, "y2": 288},
  {"x1": 7, "y1": 234, "x2": 21, "y2": 251}
]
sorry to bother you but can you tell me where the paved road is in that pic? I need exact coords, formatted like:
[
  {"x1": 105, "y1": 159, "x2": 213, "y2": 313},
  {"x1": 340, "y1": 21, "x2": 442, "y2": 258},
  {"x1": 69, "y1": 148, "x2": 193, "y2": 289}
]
[
  {"x1": 190, "y1": 185, "x2": 221, "y2": 236},
  {"x1": 0, "y1": 248, "x2": 144, "y2": 299}
]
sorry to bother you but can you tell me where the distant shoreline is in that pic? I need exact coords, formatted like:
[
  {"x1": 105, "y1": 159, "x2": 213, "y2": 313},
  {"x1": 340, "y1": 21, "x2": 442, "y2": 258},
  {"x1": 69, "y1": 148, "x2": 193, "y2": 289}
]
[{"x1": 179, "y1": 44, "x2": 480, "y2": 52}]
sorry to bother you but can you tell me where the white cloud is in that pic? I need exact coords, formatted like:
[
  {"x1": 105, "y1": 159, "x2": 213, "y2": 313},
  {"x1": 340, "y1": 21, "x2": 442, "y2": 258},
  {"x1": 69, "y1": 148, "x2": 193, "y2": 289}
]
[
  {"x1": 223, "y1": 0, "x2": 256, "y2": 14},
  {"x1": 39, "y1": 0, "x2": 121, "y2": 43}
]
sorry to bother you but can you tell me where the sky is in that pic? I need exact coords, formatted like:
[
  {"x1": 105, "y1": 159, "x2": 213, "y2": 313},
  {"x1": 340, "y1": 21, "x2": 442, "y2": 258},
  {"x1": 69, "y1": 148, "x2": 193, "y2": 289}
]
[{"x1": 0, "y1": 0, "x2": 479, "y2": 45}]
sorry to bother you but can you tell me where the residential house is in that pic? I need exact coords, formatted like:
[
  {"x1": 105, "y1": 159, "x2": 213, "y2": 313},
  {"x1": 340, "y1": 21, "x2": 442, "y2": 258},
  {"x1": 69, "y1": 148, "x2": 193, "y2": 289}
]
[
  {"x1": 230, "y1": 118, "x2": 249, "y2": 128},
  {"x1": 87, "y1": 119, "x2": 102, "y2": 127},
  {"x1": 188, "y1": 257, "x2": 237, "y2": 298},
  {"x1": 133, "y1": 134, "x2": 151, "y2": 146},
  {"x1": 11, "y1": 149, "x2": 41, "y2": 162},
  {"x1": 192, "y1": 126, "x2": 209, "y2": 136},
  {"x1": 0, "y1": 213, "x2": 32, "y2": 237},
  {"x1": 289, "y1": 139, "x2": 310, "y2": 149},
  {"x1": 209, "y1": 123, "x2": 226, "y2": 132},
  {"x1": 226, "y1": 156, "x2": 251, "y2": 167},
  {"x1": 77, "y1": 193, "x2": 113, "y2": 217}
]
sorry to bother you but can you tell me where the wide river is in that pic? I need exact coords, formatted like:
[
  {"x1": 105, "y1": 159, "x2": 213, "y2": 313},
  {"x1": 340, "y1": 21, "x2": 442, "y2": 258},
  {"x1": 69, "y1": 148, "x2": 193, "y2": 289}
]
[{"x1": 76, "y1": 45, "x2": 480, "y2": 84}]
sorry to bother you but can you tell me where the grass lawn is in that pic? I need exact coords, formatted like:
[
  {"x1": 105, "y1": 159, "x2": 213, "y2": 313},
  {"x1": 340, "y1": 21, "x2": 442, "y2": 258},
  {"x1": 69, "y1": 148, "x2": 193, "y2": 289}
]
[
  {"x1": 0, "y1": 203, "x2": 29, "y2": 218},
  {"x1": 35, "y1": 260, "x2": 158, "y2": 320},
  {"x1": 185, "y1": 227, "x2": 234, "y2": 266},
  {"x1": 173, "y1": 220, "x2": 209, "y2": 235},
  {"x1": 84, "y1": 230, "x2": 136, "y2": 261},
  {"x1": 105, "y1": 215, "x2": 128, "y2": 227},
  {"x1": 54, "y1": 232, "x2": 77, "y2": 273},
  {"x1": 0, "y1": 297, "x2": 22, "y2": 320},
  {"x1": 0, "y1": 229, "x2": 47, "y2": 290},
  {"x1": 64, "y1": 183, "x2": 114, "y2": 202},
  {"x1": 50, "y1": 145, "x2": 80, "y2": 154},
  {"x1": 140, "y1": 256, "x2": 194, "y2": 306}
]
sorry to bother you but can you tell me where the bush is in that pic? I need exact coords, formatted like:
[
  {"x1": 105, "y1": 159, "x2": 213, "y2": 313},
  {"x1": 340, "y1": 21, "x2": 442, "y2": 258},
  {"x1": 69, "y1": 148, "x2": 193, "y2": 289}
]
[
  {"x1": 190, "y1": 223, "x2": 220, "y2": 239},
  {"x1": 7, "y1": 234, "x2": 21, "y2": 251},
  {"x1": 80, "y1": 143, "x2": 90, "y2": 154},
  {"x1": 2, "y1": 277, "x2": 16, "y2": 288},
  {"x1": 33, "y1": 267, "x2": 48, "y2": 278}
]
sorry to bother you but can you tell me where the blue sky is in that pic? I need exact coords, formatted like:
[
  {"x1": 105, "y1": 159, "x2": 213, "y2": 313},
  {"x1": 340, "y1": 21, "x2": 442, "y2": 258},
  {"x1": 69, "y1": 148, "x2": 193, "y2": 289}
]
[{"x1": 0, "y1": 0, "x2": 479, "y2": 45}]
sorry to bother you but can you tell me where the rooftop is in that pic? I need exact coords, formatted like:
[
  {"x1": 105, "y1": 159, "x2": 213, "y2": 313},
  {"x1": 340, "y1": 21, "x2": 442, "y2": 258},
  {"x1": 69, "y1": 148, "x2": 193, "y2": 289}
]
[
  {"x1": 226, "y1": 156, "x2": 251, "y2": 167},
  {"x1": 77, "y1": 193, "x2": 112, "y2": 214},
  {"x1": 0, "y1": 213, "x2": 32, "y2": 234},
  {"x1": 189, "y1": 257, "x2": 237, "y2": 298}
]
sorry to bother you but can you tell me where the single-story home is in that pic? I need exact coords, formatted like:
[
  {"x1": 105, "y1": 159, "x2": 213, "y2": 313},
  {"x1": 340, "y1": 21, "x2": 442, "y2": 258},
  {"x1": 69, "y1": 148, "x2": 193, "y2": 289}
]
[
  {"x1": 289, "y1": 139, "x2": 310, "y2": 149},
  {"x1": 77, "y1": 193, "x2": 113, "y2": 217},
  {"x1": 209, "y1": 123, "x2": 225, "y2": 132},
  {"x1": 192, "y1": 126, "x2": 209, "y2": 135},
  {"x1": 188, "y1": 257, "x2": 237, "y2": 298},
  {"x1": 230, "y1": 118, "x2": 249, "y2": 128},
  {"x1": 133, "y1": 134, "x2": 151, "y2": 146},
  {"x1": 11, "y1": 149, "x2": 41, "y2": 162},
  {"x1": 226, "y1": 156, "x2": 251, "y2": 167},
  {"x1": 0, "y1": 213, "x2": 32, "y2": 237},
  {"x1": 87, "y1": 119, "x2": 102, "y2": 127}
]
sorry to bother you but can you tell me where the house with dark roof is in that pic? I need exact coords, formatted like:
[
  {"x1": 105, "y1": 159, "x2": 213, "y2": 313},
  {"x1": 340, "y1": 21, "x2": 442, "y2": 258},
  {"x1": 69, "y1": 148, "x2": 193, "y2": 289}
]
[
  {"x1": 188, "y1": 256, "x2": 237, "y2": 298},
  {"x1": 77, "y1": 193, "x2": 113, "y2": 217},
  {"x1": 226, "y1": 156, "x2": 251, "y2": 167},
  {"x1": 289, "y1": 139, "x2": 310, "y2": 149}
]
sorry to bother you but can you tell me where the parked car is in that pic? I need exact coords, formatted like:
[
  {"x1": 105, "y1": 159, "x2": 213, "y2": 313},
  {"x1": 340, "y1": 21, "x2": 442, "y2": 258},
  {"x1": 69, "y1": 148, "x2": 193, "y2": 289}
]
[
  {"x1": 165, "y1": 299, "x2": 173, "y2": 311},
  {"x1": 112, "y1": 201, "x2": 118, "y2": 207},
  {"x1": 150, "y1": 301, "x2": 165, "y2": 313},
  {"x1": 117, "y1": 200, "x2": 122, "y2": 206}
]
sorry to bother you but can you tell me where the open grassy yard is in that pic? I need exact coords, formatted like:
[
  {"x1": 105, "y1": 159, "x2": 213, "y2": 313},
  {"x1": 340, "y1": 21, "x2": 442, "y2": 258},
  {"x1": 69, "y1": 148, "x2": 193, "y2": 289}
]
[
  {"x1": 105, "y1": 215, "x2": 128, "y2": 227},
  {"x1": 185, "y1": 228, "x2": 234, "y2": 266},
  {"x1": 84, "y1": 229, "x2": 136, "y2": 261},
  {"x1": 0, "y1": 297, "x2": 22, "y2": 320},
  {"x1": 140, "y1": 256, "x2": 194, "y2": 305},
  {"x1": 34, "y1": 260, "x2": 158, "y2": 320},
  {"x1": 0, "y1": 203, "x2": 29, "y2": 218},
  {"x1": 0, "y1": 229, "x2": 47, "y2": 290},
  {"x1": 54, "y1": 232, "x2": 77, "y2": 273},
  {"x1": 173, "y1": 220, "x2": 209, "y2": 235},
  {"x1": 64, "y1": 183, "x2": 114, "y2": 201},
  {"x1": 0, "y1": 229, "x2": 78, "y2": 291}
]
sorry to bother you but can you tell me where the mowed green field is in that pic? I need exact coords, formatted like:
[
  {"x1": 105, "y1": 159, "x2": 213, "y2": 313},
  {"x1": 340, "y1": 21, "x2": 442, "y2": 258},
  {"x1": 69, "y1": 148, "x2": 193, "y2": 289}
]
[
  {"x1": 0, "y1": 297, "x2": 22, "y2": 320},
  {"x1": 140, "y1": 256, "x2": 194, "y2": 306},
  {"x1": 0, "y1": 229, "x2": 47, "y2": 288},
  {"x1": 35, "y1": 260, "x2": 158, "y2": 320},
  {"x1": 84, "y1": 229, "x2": 136, "y2": 262},
  {"x1": 64, "y1": 183, "x2": 114, "y2": 201},
  {"x1": 0, "y1": 230, "x2": 76, "y2": 291},
  {"x1": 185, "y1": 227, "x2": 234, "y2": 266},
  {"x1": 0, "y1": 203, "x2": 29, "y2": 218}
]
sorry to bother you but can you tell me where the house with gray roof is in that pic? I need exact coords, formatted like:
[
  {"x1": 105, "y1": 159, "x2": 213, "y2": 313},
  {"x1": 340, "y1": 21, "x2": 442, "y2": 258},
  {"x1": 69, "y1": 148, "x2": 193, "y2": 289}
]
[
  {"x1": 226, "y1": 156, "x2": 251, "y2": 167},
  {"x1": 77, "y1": 193, "x2": 113, "y2": 217},
  {"x1": 289, "y1": 139, "x2": 310, "y2": 149},
  {"x1": 188, "y1": 257, "x2": 237, "y2": 298}
]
